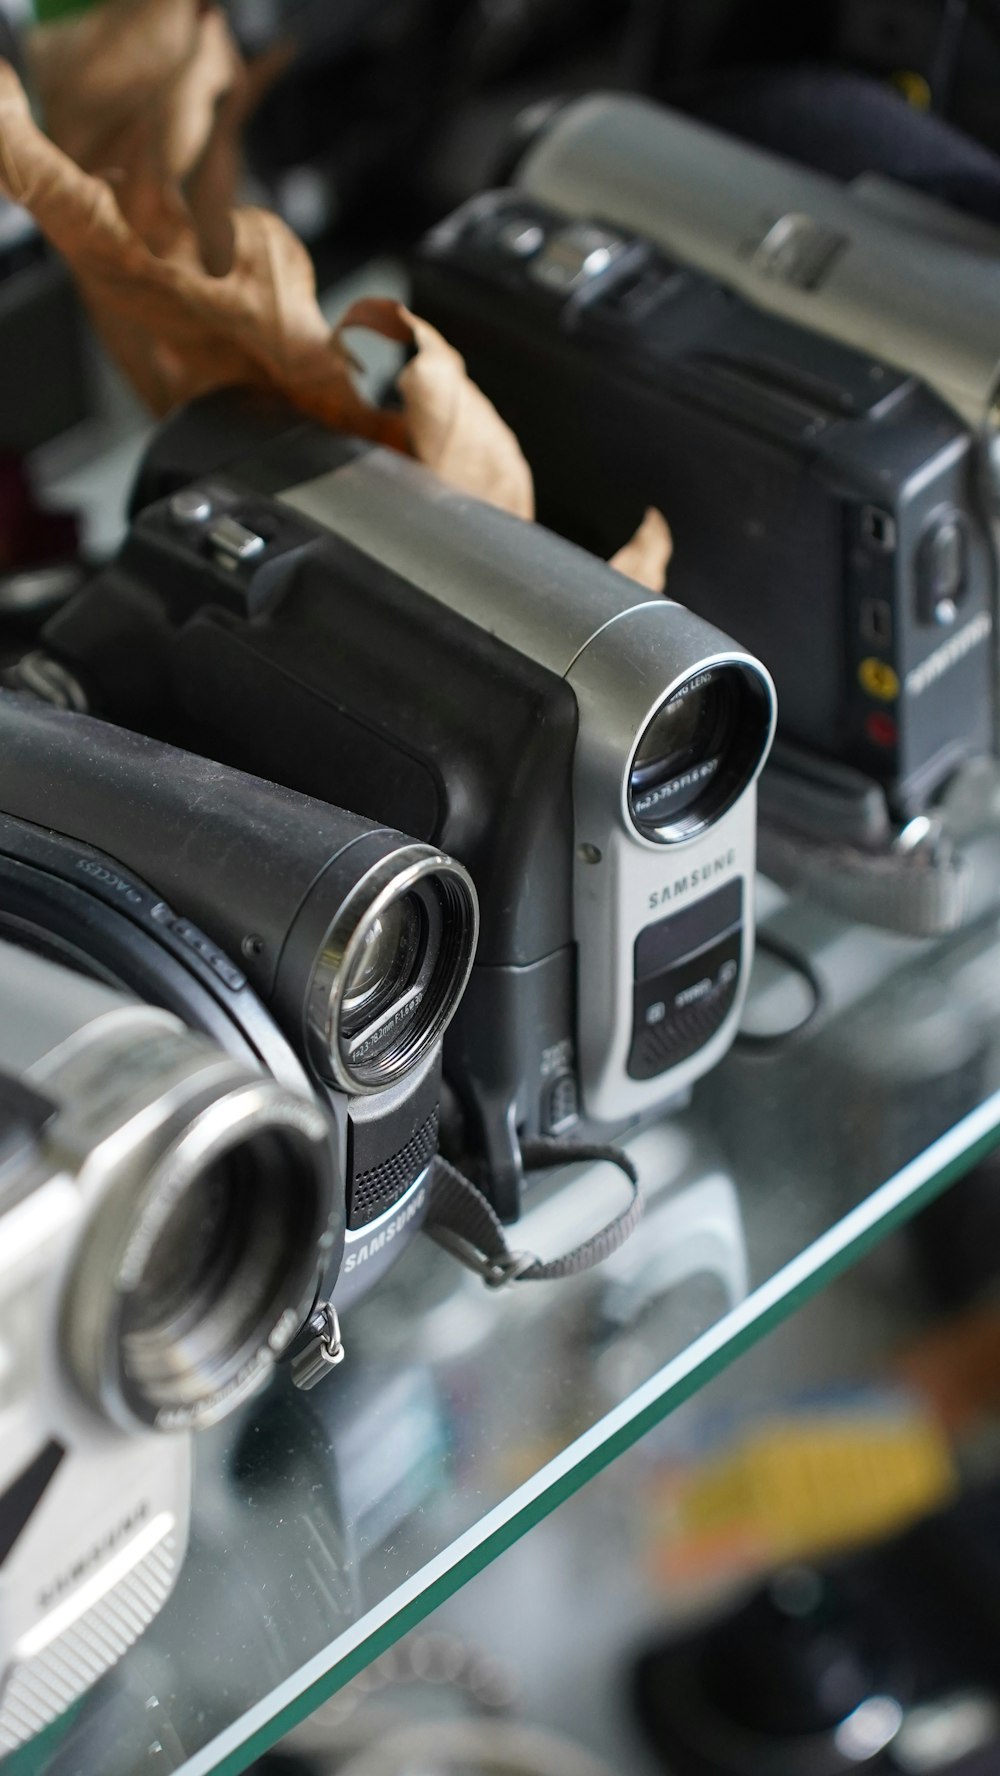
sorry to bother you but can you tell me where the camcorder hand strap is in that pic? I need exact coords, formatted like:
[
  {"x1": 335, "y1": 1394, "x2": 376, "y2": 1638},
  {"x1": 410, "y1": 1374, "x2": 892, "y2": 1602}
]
[
  {"x1": 425, "y1": 1142, "x2": 642, "y2": 1288},
  {"x1": 759, "y1": 820, "x2": 988, "y2": 937},
  {"x1": 293, "y1": 1145, "x2": 642, "y2": 1389}
]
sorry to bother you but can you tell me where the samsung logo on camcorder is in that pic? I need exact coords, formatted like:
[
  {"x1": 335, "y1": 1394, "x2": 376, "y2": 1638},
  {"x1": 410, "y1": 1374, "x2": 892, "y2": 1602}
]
[
  {"x1": 905, "y1": 612, "x2": 992, "y2": 698},
  {"x1": 343, "y1": 1186, "x2": 427, "y2": 1272},
  {"x1": 39, "y1": 1501, "x2": 150, "y2": 1607},
  {"x1": 74, "y1": 858, "x2": 143, "y2": 904},
  {"x1": 648, "y1": 849, "x2": 736, "y2": 909}
]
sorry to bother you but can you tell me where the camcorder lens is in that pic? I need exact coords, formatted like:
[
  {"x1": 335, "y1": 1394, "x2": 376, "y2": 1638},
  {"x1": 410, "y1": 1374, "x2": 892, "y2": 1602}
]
[
  {"x1": 628, "y1": 665, "x2": 772, "y2": 842},
  {"x1": 340, "y1": 896, "x2": 423, "y2": 1035},
  {"x1": 632, "y1": 679, "x2": 727, "y2": 795},
  {"x1": 335, "y1": 885, "x2": 443, "y2": 1084},
  {"x1": 309, "y1": 850, "x2": 478, "y2": 1095},
  {"x1": 115, "y1": 1109, "x2": 332, "y2": 1426},
  {"x1": 126, "y1": 1162, "x2": 234, "y2": 1335}
]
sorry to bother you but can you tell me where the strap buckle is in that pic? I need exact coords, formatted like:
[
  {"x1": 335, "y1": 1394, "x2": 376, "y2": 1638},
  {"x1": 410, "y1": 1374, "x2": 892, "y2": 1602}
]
[
  {"x1": 428, "y1": 1225, "x2": 536, "y2": 1288},
  {"x1": 291, "y1": 1302, "x2": 346, "y2": 1391},
  {"x1": 482, "y1": 1250, "x2": 537, "y2": 1289}
]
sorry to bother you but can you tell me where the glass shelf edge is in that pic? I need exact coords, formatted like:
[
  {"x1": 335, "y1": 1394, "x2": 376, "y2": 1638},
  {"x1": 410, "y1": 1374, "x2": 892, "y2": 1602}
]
[{"x1": 19, "y1": 1091, "x2": 1000, "y2": 1776}]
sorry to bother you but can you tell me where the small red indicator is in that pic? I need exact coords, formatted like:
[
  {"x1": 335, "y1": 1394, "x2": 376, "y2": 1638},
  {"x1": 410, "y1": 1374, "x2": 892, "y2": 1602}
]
[{"x1": 866, "y1": 711, "x2": 898, "y2": 748}]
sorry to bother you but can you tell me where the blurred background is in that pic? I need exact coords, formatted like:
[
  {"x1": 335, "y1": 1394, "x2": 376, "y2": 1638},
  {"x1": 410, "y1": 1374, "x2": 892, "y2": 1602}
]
[
  {"x1": 11, "y1": 0, "x2": 1000, "y2": 460},
  {"x1": 241, "y1": 1181, "x2": 1000, "y2": 1776}
]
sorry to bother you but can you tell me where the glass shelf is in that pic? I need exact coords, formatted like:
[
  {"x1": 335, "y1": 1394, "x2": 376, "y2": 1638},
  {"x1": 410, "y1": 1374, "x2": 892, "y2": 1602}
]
[{"x1": 9, "y1": 882, "x2": 1000, "y2": 1776}]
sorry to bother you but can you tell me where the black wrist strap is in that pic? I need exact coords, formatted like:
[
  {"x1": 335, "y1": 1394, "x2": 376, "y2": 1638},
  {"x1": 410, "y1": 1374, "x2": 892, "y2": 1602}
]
[{"x1": 425, "y1": 1139, "x2": 643, "y2": 1288}]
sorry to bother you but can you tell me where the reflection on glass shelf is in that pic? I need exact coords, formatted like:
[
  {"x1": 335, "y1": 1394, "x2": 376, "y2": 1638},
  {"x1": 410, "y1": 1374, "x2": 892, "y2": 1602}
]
[{"x1": 10, "y1": 888, "x2": 1000, "y2": 1776}]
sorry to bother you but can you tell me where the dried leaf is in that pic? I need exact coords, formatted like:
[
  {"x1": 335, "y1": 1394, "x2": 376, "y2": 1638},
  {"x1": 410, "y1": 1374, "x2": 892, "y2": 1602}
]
[
  {"x1": 27, "y1": 1, "x2": 237, "y2": 184},
  {"x1": 0, "y1": 62, "x2": 531, "y2": 521},
  {"x1": 26, "y1": 0, "x2": 289, "y2": 273},
  {"x1": 183, "y1": 39, "x2": 296, "y2": 276},
  {"x1": 0, "y1": 61, "x2": 365, "y2": 422},
  {"x1": 4, "y1": 30, "x2": 662, "y2": 547},
  {"x1": 610, "y1": 506, "x2": 673, "y2": 592},
  {"x1": 333, "y1": 298, "x2": 535, "y2": 520}
]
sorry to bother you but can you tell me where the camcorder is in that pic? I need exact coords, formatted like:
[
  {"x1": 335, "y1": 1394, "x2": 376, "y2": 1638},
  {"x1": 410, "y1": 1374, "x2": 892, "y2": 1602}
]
[
  {"x1": 413, "y1": 173, "x2": 998, "y2": 832},
  {"x1": 29, "y1": 391, "x2": 775, "y2": 1219},
  {"x1": 512, "y1": 92, "x2": 1000, "y2": 433},
  {"x1": 0, "y1": 941, "x2": 337, "y2": 1754},
  {"x1": 0, "y1": 690, "x2": 479, "y2": 1296}
]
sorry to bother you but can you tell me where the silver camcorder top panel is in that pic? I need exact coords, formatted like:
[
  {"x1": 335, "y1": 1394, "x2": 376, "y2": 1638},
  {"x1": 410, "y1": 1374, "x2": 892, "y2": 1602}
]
[
  {"x1": 281, "y1": 448, "x2": 746, "y2": 675},
  {"x1": 516, "y1": 92, "x2": 1000, "y2": 429}
]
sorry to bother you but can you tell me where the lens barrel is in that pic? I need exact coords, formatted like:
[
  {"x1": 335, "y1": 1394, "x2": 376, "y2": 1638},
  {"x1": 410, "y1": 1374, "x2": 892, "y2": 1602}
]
[
  {"x1": 0, "y1": 940, "x2": 341, "y2": 1432},
  {"x1": 306, "y1": 846, "x2": 479, "y2": 1093},
  {"x1": 0, "y1": 693, "x2": 479, "y2": 1102},
  {"x1": 66, "y1": 1068, "x2": 339, "y2": 1432}
]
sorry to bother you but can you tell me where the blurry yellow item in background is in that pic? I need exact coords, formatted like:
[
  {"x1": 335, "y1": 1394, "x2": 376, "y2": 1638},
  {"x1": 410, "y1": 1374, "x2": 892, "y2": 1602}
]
[{"x1": 639, "y1": 1389, "x2": 955, "y2": 1589}]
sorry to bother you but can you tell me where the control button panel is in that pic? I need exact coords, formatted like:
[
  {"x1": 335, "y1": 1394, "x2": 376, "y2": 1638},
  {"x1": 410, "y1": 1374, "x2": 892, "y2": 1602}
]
[
  {"x1": 496, "y1": 216, "x2": 545, "y2": 259},
  {"x1": 146, "y1": 482, "x2": 322, "y2": 620},
  {"x1": 169, "y1": 918, "x2": 247, "y2": 991},
  {"x1": 206, "y1": 513, "x2": 268, "y2": 569},
  {"x1": 629, "y1": 931, "x2": 742, "y2": 1080},
  {"x1": 918, "y1": 511, "x2": 967, "y2": 626},
  {"x1": 543, "y1": 1071, "x2": 579, "y2": 1136},
  {"x1": 530, "y1": 223, "x2": 627, "y2": 294},
  {"x1": 628, "y1": 881, "x2": 744, "y2": 1081},
  {"x1": 169, "y1": 488, "x2": 214, "y2": 526}
]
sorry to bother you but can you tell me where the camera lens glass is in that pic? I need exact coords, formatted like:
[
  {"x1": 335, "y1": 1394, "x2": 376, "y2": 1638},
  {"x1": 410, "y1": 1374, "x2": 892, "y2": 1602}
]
[
  {"x1": 310, "y1": 851, "x2": 478, "y2": 1094},
  {"x1": 628, "y1": 664, "x2": 772, "y2": 843},
  {"x1": 118, "y1": 1115, "x2": 330, "y2": 1424},
  {"x1": 335, "y1": 885, "x2": 442, "y2": 1086},
  {"x1": 126, "y1": 1165, "x2": 234, "y2": 1336},
  {"x1": 340, "y1": 896, "x2": 424, "y2": 1038}
]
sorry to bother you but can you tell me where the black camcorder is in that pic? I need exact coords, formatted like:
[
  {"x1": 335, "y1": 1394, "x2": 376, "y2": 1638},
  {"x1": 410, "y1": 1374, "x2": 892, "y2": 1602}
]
[
  {"x1": 28, "y1": 391, "x2": 775, "y2": 1220},
  {"x1": 413, "y1": 190, "x2": 998, "y2": 830},
  {"x1": 0, "y1": 690, "x2": 478, "y2": 1300}
]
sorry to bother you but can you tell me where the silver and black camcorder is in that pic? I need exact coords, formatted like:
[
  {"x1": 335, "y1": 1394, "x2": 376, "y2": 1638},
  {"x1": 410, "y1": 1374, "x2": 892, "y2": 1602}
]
[
  {"x1": 413, "y1": 97, "x2": 1000, "y2": 836},
  {"x1": 30, "y1": 393, "x2": 776, "y2": 1218},
  {"x1": 0, "y1": 942, "x2": 337, "y2": 1753},
  {"x1": 0, "y1": 690, "x2": 479, "y2": 1294}
]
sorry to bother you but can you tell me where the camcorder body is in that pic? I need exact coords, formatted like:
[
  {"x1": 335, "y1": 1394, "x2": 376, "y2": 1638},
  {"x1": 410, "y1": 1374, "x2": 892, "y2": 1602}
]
[
  {"x1": 35, "y1": 393, "x2": 775, "y2": 1219},
  {"x1": 0, "y1": 943, "x2": 337, "y2": 1752},
  {"x1": 413, "y1": 187, "x2": 997, "y2": 826},
  {"x1": 512, "y1": 92, "x2": 1000, "y2": 432},
  {"x1": 0, "y1": 692, "x2": 479, "y2": 1294}
]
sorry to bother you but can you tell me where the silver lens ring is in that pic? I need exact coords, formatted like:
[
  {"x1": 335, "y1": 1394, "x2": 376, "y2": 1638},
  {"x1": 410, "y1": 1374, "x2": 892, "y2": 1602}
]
[
  {"x1": 306, "y1": 845, "x2": 479, "y2": 1095},
  {"x1": 626, "y1": 659, "x2": 775, "y2": 845},
  {"x1": 66, "y1": 1077, "x2": 339, "y2": 1433}
]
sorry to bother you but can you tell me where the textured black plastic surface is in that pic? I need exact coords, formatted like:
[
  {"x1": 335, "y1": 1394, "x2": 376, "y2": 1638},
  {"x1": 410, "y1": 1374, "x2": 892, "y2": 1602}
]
[
  {"x1": 0, "y1": 813, "x2": 310, "y2": 1091},
  {"x1": 349, "y1": 1107, "x2": 438, "y2": 1230},
  {"x1": 0, "y1": 690, "x2": 396, "y2": 1006}
]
